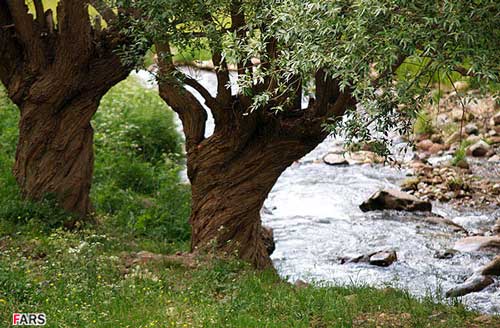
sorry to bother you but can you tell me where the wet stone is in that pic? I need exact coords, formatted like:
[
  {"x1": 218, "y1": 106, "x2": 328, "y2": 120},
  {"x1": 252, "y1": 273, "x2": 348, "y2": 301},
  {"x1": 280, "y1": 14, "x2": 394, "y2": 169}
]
[
  {"x1": 467, "y1": 140, "x2": 491, "y2": 157},
  {"x1": 360, "y1": 189, "x2": 432, "y2": 212},
  {"x1": 434, "y1": 249, "x2": 459, "y2": 259},
  {"x1": 323, "y1": 153, "x2": 349, "y2": 166},
  {"x1": 445, "y1": 274, "x2": 494, "y2": 298},
  {"x1": 369, "y1": 250, "x2": 397, "y2": 267}
]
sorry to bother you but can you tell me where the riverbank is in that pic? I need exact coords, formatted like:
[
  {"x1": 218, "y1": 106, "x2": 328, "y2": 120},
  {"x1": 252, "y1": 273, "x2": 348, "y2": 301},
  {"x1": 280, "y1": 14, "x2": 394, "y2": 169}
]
[{"x1": 1, "y1": 220, "x2": 499, "y2": 328}]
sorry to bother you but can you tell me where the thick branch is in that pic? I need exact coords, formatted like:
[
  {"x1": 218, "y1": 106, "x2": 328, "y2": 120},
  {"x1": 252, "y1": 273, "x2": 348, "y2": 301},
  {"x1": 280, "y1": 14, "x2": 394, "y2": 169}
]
[
  {"x1": 6, "y1": 0, "x2": 46, "y2": 72},
  {"x1": 230, "y1": 1, "x2": 250, "y2": 76},
  {"x1": 55, "y1": 0, "x2": 92, "y2": 65},
  {"x1": 89, "y1": 0, "x2": 117, "y2": 24},
  {"x1": 33, "y1": 0, "x2": 45, "y2": 29},
  {"x1": 314, "y1": 69, "x2": 340, "y2": 116},
  {"x1": 212, "y1": 48, "x2": 232, "y2": 107},
  {"x1": 156, "y1": 42, "x2": 207, "y2": 148},
  {"x1": 184, "y1": 76, "x2": 219, "y2": 109}
]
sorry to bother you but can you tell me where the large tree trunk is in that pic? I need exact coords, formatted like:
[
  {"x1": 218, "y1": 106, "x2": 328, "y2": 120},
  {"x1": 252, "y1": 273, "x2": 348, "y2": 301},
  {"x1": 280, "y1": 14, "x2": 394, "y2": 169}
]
[
  {"x1": 14, "y1": 96, "x2": 99, "y2": 217},
  {"x1": 0, "y1": 0, "x2": 136, "y2": 219},
  {"x1": 187, "y1": 133, "x2": 324, "y2": 268}
]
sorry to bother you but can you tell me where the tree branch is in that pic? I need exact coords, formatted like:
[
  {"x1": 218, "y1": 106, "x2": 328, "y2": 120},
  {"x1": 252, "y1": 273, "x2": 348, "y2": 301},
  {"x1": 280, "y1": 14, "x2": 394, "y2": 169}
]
[
  {"x1": 55, "y1": 0, "x2": 92, "y2": 66},
  {"x1": 212, "y1": 47, "x2": 232, "y2": 107},
  {"x1": 184, "y1": 75, "x2": 219, "y2": 109},
  {"x1": 230, "y1": 1, "x2": 250, "y2": 76},
  {"x1": 6, "y1": 0, "x2": 46, "y2": 72},
  {"x1": 33, "y1": 0, "x2": 45, "y2": 29},
  {"x1": 156, "y1": 42, "x2": 207, "y2": 149},
  {"x1": 88, "y1": 0, "x2": 117, "y2": 24}
]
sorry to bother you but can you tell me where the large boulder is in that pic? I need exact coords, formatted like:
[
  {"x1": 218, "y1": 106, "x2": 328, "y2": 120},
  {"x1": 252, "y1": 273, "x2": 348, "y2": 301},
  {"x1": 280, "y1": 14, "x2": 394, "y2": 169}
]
[
  {"x1": 360, "y1": 189, "x2": 432, "y2": 212},
  {"x1": 445, "y1": 274, "x2": 494, "y2": 298}
]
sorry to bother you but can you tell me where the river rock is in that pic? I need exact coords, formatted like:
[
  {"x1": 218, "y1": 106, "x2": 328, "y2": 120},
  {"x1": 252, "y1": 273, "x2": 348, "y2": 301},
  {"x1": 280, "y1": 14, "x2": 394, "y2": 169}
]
[
  {"x1": 488, "y1": 154, "x2": 500, "y2": 162},
  {"x1": 481, "y1": 256, "x2": 500, "y2": 276},
  {"x1": 465, "y1": 123, "x2": 479, "y2": 135},
  {"x1": 488, "y1": 136, "x2": 500, "y2": 145},
  {"x1": 323, "y1": 153, "x2": 349, "y2": 166},
  {"x1": 453, "y1": 236, "x2": 500, "y2": 252},
  {"x1": 339, "y1": 253, "x2": 371, "y2": 264},
  {"x1": 346, "y1": 151, "x2": 384, "y2": 164},
  {"x1": 492, "y1": 219, "x2": 500, "y2": 235},
  {"x1": 434, "y1": 249, "x2": 458, "y2": 259},
  {"x1": 369, "y1": 250, "x2": 397, "y2": 267},
  {"x1": 467, "y1": 140, "x2": 490, "y2": 157},
  {"x1": 431, "y1": 134, "x2": 443, "y2": 143},
  {"x1": 445, "y1": 274, "x2": 494, "y2": 298},
  {"x1": 422, "y1": 216, "x2": 467, "y2": 233},
  {"x1": 454, "y1": 158, "x2": 469, "y2": 169},
  {"x1": 294, "y1": 279, "x2": 310, "y2": 288},
  {"x1": 492, "y1": 112, "x2": 500, "y2": 126},
  {"x1": 417, "y1": 139, "x2": 433, "y2": 151},
  {"x1": 261, "y1": 226, "x2": 275, "y2": 255},
  {"x1": 465, "y1": 134, "x2": 480, "y2": 144},
  {"x1": 428, "y1": 143, "x2": 445, "y2": 154},
  {"x1": 359, "y1": 189, "x2": 432, "y2": 212}
]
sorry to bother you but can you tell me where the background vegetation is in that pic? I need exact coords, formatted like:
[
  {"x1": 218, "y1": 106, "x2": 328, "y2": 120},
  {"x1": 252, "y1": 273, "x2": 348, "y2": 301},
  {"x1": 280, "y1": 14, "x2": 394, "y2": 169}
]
[{"x1": 0, "y1": 78, "x2": 191, "y2": 242}]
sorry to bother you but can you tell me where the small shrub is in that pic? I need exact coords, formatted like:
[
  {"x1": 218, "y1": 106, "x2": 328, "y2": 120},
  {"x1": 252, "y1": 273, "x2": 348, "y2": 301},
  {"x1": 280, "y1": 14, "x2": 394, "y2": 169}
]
[
  {"x1": 413, "y1": 110, "x2": 434, "y2": 135},
  {"x1": 451, "y1": 140, "x2": 472, "y2": 167}
]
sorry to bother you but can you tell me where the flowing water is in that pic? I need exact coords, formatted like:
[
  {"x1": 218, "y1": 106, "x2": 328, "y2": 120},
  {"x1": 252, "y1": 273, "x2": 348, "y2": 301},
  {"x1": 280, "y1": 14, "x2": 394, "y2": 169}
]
[{"x1": 134, "y1": 69, "x2": 500, "y2": 314}]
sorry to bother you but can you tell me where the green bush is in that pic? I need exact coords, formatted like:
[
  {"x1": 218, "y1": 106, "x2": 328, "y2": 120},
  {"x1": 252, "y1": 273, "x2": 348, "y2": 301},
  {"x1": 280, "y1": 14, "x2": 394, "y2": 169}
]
[
  {"x1": 94, "y1": 78, "x2": 182, "y2": 163},
  {"x1": 413, "y1": 110, "x2": 435, "y2": 135}
]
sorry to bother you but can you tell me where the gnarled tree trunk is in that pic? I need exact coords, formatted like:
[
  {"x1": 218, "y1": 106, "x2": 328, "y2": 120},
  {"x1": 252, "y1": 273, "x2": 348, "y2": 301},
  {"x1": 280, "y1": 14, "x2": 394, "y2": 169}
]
[
  {"x1": 187, "y1": 134, "x2": 324, "y2": 268},
  {"x1": 156, "y1": 36, "x2": 352, "y2": 268},
  {"x1": 14, "y1": 96, "x2": 100, "y2": 216},
  {"x1": 0, "y1": 0, "x2": 136, "y2": 218}
]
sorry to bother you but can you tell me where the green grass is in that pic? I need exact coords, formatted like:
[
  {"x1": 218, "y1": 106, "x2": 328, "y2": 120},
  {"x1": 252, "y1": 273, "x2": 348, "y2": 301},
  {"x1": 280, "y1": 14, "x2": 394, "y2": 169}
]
[
  {"x1": 0, "y1": 223, "x2": 497, "y2": 328},
  {"x1": 1, "y1": 79, "x2": 498, "y2": 327}
]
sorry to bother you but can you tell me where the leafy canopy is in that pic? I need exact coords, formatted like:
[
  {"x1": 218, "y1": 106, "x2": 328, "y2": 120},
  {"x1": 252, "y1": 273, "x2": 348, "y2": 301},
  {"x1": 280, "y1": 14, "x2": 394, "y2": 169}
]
[{"x1": 123, "y1": 0, "x2": 499, "y2": 153}]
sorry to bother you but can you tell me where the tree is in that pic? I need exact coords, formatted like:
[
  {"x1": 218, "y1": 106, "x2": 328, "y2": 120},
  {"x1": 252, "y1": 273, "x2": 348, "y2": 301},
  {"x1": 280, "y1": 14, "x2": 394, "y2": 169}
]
[
  {"x1": 0, "y1": 0, "x2": 144, "y2": 218},
  {"x1": 128, "y1": 0, "x2": 499, "y2": 268}
]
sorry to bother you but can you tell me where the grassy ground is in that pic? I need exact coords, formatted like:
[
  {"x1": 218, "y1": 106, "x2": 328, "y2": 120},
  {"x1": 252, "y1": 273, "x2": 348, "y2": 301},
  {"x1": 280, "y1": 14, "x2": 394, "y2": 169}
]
[
  {"x1": 1, "y1": 222, "x2": 498, "y2": 328},
  {"x1": 0, "y1": 80, "x2": 499, "y2": 327}
]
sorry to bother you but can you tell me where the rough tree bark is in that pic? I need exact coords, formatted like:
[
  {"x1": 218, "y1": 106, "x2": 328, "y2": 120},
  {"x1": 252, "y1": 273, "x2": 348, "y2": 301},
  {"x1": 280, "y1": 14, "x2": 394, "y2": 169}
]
[
  {"x1": 156, "y1": 38, "x2": 355, "y2": 267},
  {"x1": 0, "y1": 0, "x2": 134, "y2": 217},
  {"x1": 187, "y1": 133, "x2": 324, "y2": 268}
]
